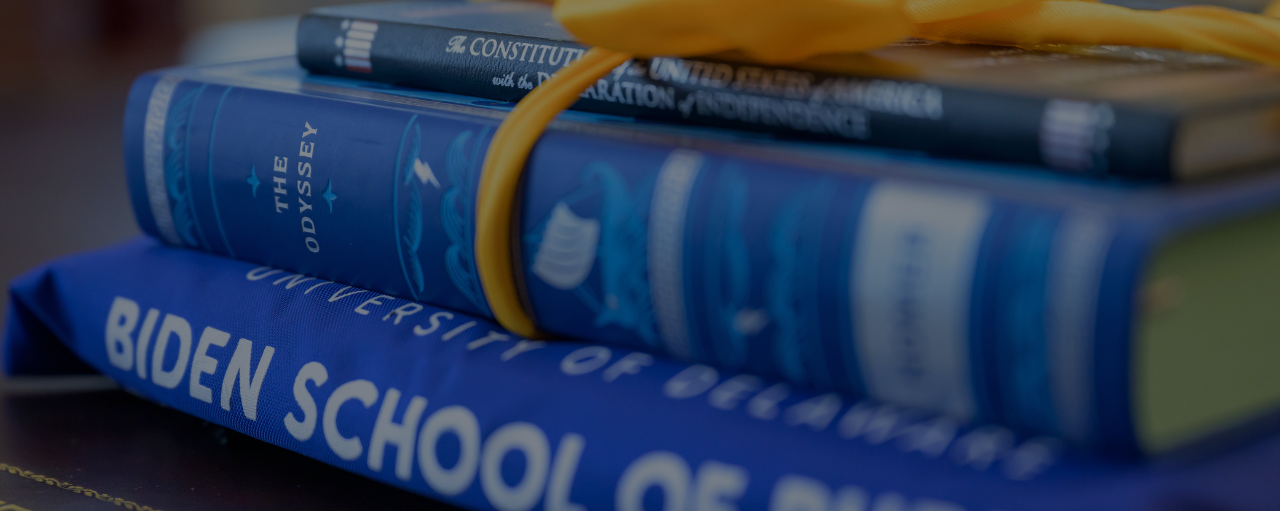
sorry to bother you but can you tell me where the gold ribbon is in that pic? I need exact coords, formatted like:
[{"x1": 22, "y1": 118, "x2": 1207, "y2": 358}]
[
  {"x1": 477, "y1": 48, "x2": 632, "y2": 337},
  {"x1": 556, "y1": 0, "x2": 1280, "y2": 65},
  {"x1": 476, "y1": 0, "x2": 1280, "y2": 337}
]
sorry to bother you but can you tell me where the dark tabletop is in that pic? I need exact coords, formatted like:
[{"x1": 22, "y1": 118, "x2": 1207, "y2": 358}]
[{"x1": 0, "y1": 375, "x2": 458, "y2": 511}]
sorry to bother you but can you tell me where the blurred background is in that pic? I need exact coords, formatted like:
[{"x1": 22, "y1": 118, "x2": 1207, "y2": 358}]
[
  {"x1": 0, "y1": 10, "x2": 457, "y2": 509},
  {"x1": 0, "y1": 0, "x2": 375, "y2": 336}
]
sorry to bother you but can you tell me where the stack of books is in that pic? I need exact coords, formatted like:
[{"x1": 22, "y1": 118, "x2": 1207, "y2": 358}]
[{"x1": 7, "y1": 1, "x2": 1280, "y2": 509}]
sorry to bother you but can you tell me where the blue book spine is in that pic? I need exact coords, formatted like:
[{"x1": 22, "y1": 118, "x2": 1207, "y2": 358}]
[
  {"x1": 8, "y1": 238, "x2": 1280, "y2": 511},
  {"x1": 120, "y1": 59, "x2": 1280, "y2": 454},
  {"x1": 294, "y1": 1, "x2": 1180, "y2": 179}
]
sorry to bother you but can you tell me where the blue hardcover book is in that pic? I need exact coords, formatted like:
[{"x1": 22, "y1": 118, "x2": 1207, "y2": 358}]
[
  {"x1": 6, "y1": 238, "x2": 1280, "y2": 511},
  {"x1": 121, "y1": 57, "x2": 1280, "y2": 456},
  {"x1": 295, "y1": 0, "x2": 1280, "y2": 180}
]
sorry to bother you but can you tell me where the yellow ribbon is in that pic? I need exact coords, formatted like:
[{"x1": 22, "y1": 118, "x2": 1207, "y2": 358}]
[
  {"x1": 917, "y1": 2, "x2": 1280, "y2": 66},
  {"x1": 556, "y1": 0, "x2": 1280, "y2": 65},
  {"x1": 476, "y1": 0, "x2": 1280, "y2": 337},
  {"x1": 477, "y1": 48, "x2": 632, "y2": 337}
]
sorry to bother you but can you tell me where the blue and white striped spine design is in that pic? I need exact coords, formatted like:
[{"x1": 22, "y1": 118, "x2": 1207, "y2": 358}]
[
  {"x1": 851, "y1": 183, "x2": 990, "y2": 422},
  {"x1": 648, "y1": 150, "x2": 704, "y2": 361},
  {"x1": 334, "y1": 19, "x2": 379, "y2": 72},
  {"x1": 142, "y1": 75, "x2": 184, "y2": 246},
  {"x1": 1046, "y1": 212, "x2": 1111, "y2": 444}
]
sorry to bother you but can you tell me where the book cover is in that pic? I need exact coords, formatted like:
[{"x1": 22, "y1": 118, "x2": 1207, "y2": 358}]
[
  {"x1": 296, "y1": 0, "x2": 1280, "y2": 180},
  {"x1": 7, "y1": 238, "x2": 1280, "y2": 511}
]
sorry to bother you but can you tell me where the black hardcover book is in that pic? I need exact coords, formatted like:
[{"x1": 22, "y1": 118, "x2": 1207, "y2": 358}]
[{"x1": 296, "y1": 0, "x2": 1280, "y2": 181}]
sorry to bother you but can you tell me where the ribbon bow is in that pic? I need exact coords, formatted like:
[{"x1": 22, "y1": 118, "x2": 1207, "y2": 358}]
[
  {"x1": 555, "y1": 0, "x2": 1280, "y2": 65},
  {"x1": 476, "y1": 0, "x2": 1280, "y2": 338}
]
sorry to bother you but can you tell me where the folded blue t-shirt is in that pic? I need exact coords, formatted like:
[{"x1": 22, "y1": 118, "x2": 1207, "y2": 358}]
[{"x1": 6, "y1": 238, "x2": 1280, "y2": 511}]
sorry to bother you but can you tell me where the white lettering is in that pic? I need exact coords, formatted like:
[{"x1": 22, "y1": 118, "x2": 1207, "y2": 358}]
[
  {"x1": 747, "y1": 383, "x2": 790, "y2": 420},
  {"x1": 382, "y1": 303, "x2": 424, "y2": 325},
  {"x1": 441, "y1": 321, "x2": 478, "y2": 341},
  {"x1": 871, "y1": 493, "x2": 907, "y2": 511},
  {"x1": 616, "y1": 451, "x2": 690, "y2": 511},
  {"x1": 134, "y1": 308, "x2": 160, "y2": 379},
  {"x1": 950, "y1": 426, "x2": 1014, "y2": 470},
  {"x1": 323, "y1": 379, "x2": 379, "y2": 461},
  {"x1": 368, "y1": 388, "x2": 429, "y2": 481},
  {"x1": 602, "y1": 352, "x2": 652, "y2": 382},
  {"x1": 104, "y1": 297, "x2": 139, "y2": 371},
  {"x1": 769, "y1": 475, "x2": 829, "y2": 511},
  {"x1": 664, "y1": 365, "x2": 719, "y2": 399},
  {"x1": 189, "y1": 327, "x2": 230, "y2": 404},
  {"x1": 246, "y1": 267, "x2": 283, "y2": 281},
  {"x1": 413, "y1": 311, "x2": 455, "y2": 336},
  {"x1": 897, "y1": 416, "x2": 958, "y2": 458},
  {"x1": 285, "y1": 361, "x2": 328, "y2": 441},
  {"x1": 1001, "y1": 438, "x2": 1059, "y2": 481},
  {"x1": 272, "y1": 273, "x2": 315, "y2": 289},
  {"x1": 220, "y1": 338, "x2": 275, "y2": 420},
  {"x1": 481, "y1": 422, "x2": 550, "y2": 511},
  {"x1": 914, "y1": 498, "x2": 965, "y2": 511},
  {"x1": 418, "y1": 405, "x2": 481, "y2": 496},
  {"x1": 693, "y1": 461, "x2": 749, "y2": 511},
  {"x1": 304, "y1": 280, "x2": 334, "y2": 294},
  {"x1": 836, "y1": 487, "x2": 869, "y2": 511},
  {"x1": 329, "y1": 286, "x2": 367, "y2": 303},
  {"x1": 467, "y1": 331, "x2": 510, "y2": 351},
  {"x1": 560, "y1": 346, "x2": 611, "y2": 376},
  {"x1": 354, "y1": 294, "x2": 394, "y2": 315},
  {"x1": 708, "y1": 374, "x2": 763, "y2": 410},
  {"x1": 838, "y1": 402, "x2": 905, "y2": 444},
  {"x1": 150, "y1": 314, "x2": 193, "y2": 389},
  {"x1": 784, "y1": 393, "x2": 843, "y2": 431},
  {"x1": 545, "y1": 433, "x2": 587, "y2": 511},
  {"x1": 501, "y1": 340, "x2": 546, "y2": 361}
]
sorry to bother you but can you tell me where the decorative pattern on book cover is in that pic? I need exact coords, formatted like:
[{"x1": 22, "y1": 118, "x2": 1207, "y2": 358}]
[{"x1": 122, "y1": 58, "x2": 1280, "y2": 454}]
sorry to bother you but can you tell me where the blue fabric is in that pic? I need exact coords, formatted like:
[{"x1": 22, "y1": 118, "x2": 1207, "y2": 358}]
[{"x1": 6, "y1": 238, "x2": 1280, "y2": 511}]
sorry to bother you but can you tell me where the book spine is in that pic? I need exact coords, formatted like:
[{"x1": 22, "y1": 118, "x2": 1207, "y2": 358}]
[
  {"x1": 5, "y1": 238, "x2": 1146, "y2": 511},
  {"x1": 296, "y1": 13, "x2": 1176, "y2": 180},
  {"x1": 121, "y1": 69, "x2": 1145, "y2": 451}
]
